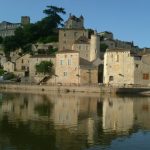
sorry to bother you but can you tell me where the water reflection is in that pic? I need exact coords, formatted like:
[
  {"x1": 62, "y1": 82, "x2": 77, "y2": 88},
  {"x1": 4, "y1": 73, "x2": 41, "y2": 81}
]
[{"x1": 0, "y1": 93, "x2": 150, "y2": 150}]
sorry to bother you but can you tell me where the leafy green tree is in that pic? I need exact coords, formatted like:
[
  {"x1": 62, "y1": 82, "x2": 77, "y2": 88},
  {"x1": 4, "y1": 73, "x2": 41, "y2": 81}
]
[
  {"x1": 3, "y1": 36, "x2": 19, "y2": 55},
  {"x1": 36, "y1": 61, "x2": 53, "y2": 75},
  {"x1": 100, "y1": 43, "x2": 108, "y2": 52},
  {"x1": 3, "y1": 6, "x2": 66, "y2": 55},
  {"x1": 0, "y1": 69, "x2": 5, "y2": 76}
]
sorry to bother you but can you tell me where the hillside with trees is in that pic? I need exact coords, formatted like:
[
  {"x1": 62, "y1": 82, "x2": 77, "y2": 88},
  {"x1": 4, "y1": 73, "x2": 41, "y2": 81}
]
[{"x1": 1, "y1": 6, "x2": 66, "y2": 55}]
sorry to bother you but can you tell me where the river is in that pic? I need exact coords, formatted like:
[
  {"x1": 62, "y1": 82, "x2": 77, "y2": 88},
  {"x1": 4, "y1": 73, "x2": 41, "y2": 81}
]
[{"x1": 0, "y1": 92, "x2": 149, "y2": 150}]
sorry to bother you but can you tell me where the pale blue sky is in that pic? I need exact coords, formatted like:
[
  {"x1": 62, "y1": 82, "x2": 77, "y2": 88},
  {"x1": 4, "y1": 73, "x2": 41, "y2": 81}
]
[{"x1": 0, "y1": 0, "x2": 150, "y2": 48}]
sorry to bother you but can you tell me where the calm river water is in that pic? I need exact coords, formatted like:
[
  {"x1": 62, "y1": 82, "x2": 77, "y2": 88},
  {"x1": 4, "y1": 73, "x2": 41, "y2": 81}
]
[{"x1": 0, "y1": 92, "x2": 150, "y2": 150}]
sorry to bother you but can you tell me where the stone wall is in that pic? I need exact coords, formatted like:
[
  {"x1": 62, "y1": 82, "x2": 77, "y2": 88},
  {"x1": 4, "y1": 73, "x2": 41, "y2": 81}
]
[
  {"x1": 104, "y1": 50, "x2": 135, "y2": 85},
  {"x1": 80, "y1": 67, "x2": 98, "y2": 85},
  {"x1": 15, "y1": 54, "x2": 31, "y2": 71},
  {"x1": 56, "y1": 51, "x2": 79, "y2": 85},
  {"x1": 72, "y1": 43, "x2": 90, "y2": 61},
  {"x1": 59, "y1": 29, "x2": 89, "y2": 51}
]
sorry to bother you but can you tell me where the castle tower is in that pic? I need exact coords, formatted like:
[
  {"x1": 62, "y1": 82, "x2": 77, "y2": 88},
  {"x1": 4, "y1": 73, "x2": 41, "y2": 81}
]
[
  {"x1": 89, "y1": 32, "x2": 100, "y2": 61},
  {"x1": 21, "y1": 16, "x2": 30, "y2": 25}
]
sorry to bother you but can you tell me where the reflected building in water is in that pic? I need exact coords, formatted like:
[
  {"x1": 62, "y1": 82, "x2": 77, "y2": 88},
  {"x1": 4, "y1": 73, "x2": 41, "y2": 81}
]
[
  {"x1": 134, "y1": 97, "x2": 150, "y2": 130},
  {"x1": 102, "y1": 97, "x2": 134, "y2": 133},
  {"x1": 0, "y1": 93, "x2": 150, "y2": 150}
]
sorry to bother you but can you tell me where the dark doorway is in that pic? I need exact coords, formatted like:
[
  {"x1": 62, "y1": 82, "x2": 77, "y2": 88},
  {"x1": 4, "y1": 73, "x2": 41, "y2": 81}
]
[{"x1": 98, "y1": 64, "x2": 104, "y2": 83}]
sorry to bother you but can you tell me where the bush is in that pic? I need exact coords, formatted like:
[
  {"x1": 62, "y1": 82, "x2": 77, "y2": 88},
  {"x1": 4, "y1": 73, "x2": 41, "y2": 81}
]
[
  {"x1": 3, "y1": 73, "x2": 16, "y2": 80},
  {"x1": 0, "y1": 69, "x2": 5, "y2": 76}
]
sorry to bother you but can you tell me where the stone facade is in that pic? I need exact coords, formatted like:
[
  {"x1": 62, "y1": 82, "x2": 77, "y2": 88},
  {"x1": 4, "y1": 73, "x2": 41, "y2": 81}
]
[
  {"x1": 72, "y1": 36, "x2": 90, "y2": 61},
  {"x1": 3, "y1": 61, "x2": 15, "y2": 73},
  {"x1": 104, "y1": 48, "x2": 150, "y2": 86},
  {"x1": 10, "y1": 49, "x2": 22, "y2": 63},
  {"x1": 59, "y1": 29, "x2": 89, "y2": 51},
  {"x1": 56, "y1": 50, "x2": 79, "y2": 84},
  {"x1": 55, "y1": 50, "x2": 98, "y2": 85},
  {"x1": 72, "y1": 34, "x2": 100, "y2": 62},
  {"x1": 0, "y1": 16, "x2": 30, "y2": 38},
  {"x1": 64, "y1": 14, "x2": 84, "y2": 29},
  {"x1": 21, "y1": 16, "x2": 30, "y2": 25},
  {"x1": 80, "y1": 67, "x2": 98, "y2": 85},
  {"x1": 0, "y1": 52, "x2": 7, "y2": 67},
  {"x1": 15, "y1": 54, "x2": 31, "y2": 72},
  {"x1": 0, "y1": 21, "x2": 20, "y2": 37}
]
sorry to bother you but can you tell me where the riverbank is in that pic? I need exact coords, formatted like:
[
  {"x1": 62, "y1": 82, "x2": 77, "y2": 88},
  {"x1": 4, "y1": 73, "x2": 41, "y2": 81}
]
[
  {"x1": 0, "y1": 83, "x2": 150, "y2": 95},
  {"x1": 0, "y1": 83, "x2": 115, "y2": 94}
]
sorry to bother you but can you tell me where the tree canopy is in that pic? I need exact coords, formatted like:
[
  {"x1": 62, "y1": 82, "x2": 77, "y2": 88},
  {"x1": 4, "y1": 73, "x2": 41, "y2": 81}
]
[
  {"x1": 2, "y1": 5, "x2": 66, "y2": 55},
  {"x1": 35, "y1": 61, "x2": 54, "y2": 75},
  {"x1": 100, "y1": 43, "x2": 108, "y2": 52}
]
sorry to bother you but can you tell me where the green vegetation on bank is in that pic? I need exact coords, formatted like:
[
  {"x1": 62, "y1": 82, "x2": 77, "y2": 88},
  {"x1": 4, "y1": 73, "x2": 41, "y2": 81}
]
[{"x1": 1, "y1": 6, "x2": 66, "y2": 55}]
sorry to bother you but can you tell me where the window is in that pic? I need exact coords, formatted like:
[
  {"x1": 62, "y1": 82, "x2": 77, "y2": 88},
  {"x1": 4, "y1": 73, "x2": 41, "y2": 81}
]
[
  {"x1": 109, "y1": 76, "x2": 114, "y2": 81},
  {"x1": 143, "y1": 73, "x2": 149, "y2": 80},
  {"x1": 60, "y1": 60, "x2": 64, "y2": 65},
  {"x1": 22, "y1": 66, "x2": 25, "y2": 70},
  {"x1": 68, "y1": 59, "x2": 71, "y2": 65},
  {"x1": 64, "y1": 33, "x2": 66, "y2": 37},
  {"x1": 135, "y1": 64, "x2": 139, "y2": 68},
  {"x1": 64, "y1": 72, "x2": 67, "y2": 76},
  {"x1": 22, "y1": 59, "x2": 24, "y2": 63}
]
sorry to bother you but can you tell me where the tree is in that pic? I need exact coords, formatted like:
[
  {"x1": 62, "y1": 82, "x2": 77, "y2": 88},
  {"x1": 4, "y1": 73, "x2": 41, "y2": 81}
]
[
  {"x1": 3, "y1": 36, "x2": 19, "y2": 55},
  {"x1": 2, "y1": 6, "x2": 66, "y2": 55},
  {"x1": 100, "y1": 43, "x2": 108, "y2": 52},
  {"x1": 37, "y1": 6, "x2": 66, "y2": 38},
  {"x1": 36, "y1": 61, "x2": 53, "y2": 75}
]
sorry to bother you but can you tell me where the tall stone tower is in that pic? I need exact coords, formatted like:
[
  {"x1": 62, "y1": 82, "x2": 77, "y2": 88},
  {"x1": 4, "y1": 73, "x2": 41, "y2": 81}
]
[
  {"x1": 64, "y1": 14, "x2": 84, "y2": 29},
  {"x1": 89, "y1": 32, "x2": 100, "y2": 61},
  {"x1": 21, "y1": 16, "x2": 30, "y2": 25}
]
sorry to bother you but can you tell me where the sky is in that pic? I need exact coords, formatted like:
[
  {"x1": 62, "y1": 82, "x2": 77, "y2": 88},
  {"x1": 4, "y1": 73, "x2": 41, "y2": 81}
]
[{"x1": 0, "y1": 0, "x2": 150, "y2": 48}]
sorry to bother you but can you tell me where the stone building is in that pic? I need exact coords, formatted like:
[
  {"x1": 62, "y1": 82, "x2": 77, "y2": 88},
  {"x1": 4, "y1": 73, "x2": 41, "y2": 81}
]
[
  {"x1": 72, "y1": 33, "x2": 100, "y2": 62},
  {"x1": 21, "y1": 16, "x2": 30, "y2": 25},
  {"x1": 0, "y1": 52, "x2": 7, "y2": 67},
  {"x1": 59, "y1": 14, "x2": 89, "y2": 51},
  {"x1": 59, "y1": 14, "x2": 101, "y2": 64},
  {"x1": 10, "y1": 49, "x2": 22, "y2": 63},
  {"x1": 55, "y1": 50, "x2": 98, "y2": 85},
  {"x1": 0, "y1": 16, "x2": 30, "y2": 38},
  {"x1": 0, "y1": 21, "x2": 20, "y2": 37},
  {"x1": 64, "y1": 14, "x2": 84, "y2": 29},
  {"x1": 3, "y1": 61, "x2": 15, "y2": 73},
  {"x1": 59, "y1": 28, "x2": 89, "y2": 51},
  {"x1": 104, "y1": 48, "x2": 150, "y2": 86},
  {"x1": 15, "y1": 54, "x2": 31, "y2": 76}
]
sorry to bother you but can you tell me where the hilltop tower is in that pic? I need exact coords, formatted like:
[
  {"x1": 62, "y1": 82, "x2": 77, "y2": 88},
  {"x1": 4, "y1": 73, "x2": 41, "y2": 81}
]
[{"x1": 21, "y1": 16, "x2": 30, "y2": 25}]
